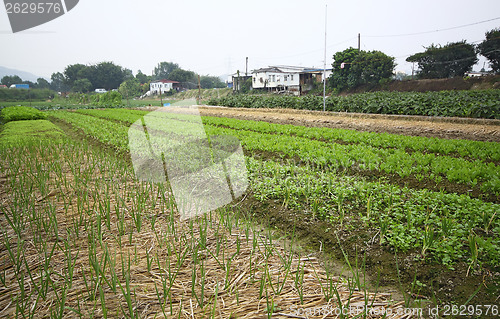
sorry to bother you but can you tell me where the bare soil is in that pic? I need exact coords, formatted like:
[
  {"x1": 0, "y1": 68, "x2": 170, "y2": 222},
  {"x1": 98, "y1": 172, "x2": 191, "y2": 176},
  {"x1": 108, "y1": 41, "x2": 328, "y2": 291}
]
[{"x1": 198, "y1": 106, "x2": 500, "y2": 142}]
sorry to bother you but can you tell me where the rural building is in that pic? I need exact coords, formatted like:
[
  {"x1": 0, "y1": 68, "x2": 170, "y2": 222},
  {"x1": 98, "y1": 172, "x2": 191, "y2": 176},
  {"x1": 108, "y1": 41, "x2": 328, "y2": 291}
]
[
  {"x1": 230, "y1": 72, "x2": 252, "y2": 92},
  {"x1": 251, "y1": 66, "x2": 332, "y2": 95},
  {"x1": 300, "y1": 68, "x2": 332, "y2": 93},
  {"x1": 252, "y1": 67, "x2": 300, "y2": 93},
  {"x1": 150, "y1": 79, "x2": 180, "y2": 94}
]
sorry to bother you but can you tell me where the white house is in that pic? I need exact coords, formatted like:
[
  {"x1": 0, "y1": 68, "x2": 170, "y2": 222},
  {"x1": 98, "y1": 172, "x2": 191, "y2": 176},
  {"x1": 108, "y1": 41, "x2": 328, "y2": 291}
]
[
  {"x1": 252, "y1": 66, "x2": 332, "y2": 95},
  {"x1": 252, "y1": 67, "x2": 300, "y2": 91},
  {"x1": 150, "y1": 79, "x2": 179, "y2": 94}
]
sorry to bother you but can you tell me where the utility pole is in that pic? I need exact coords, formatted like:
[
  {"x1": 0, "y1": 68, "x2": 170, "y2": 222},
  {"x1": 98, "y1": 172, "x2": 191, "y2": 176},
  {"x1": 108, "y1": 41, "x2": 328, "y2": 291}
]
[
  {"x1": 159, "y1": 84, "x2": 163, "y2": 107},
  {"x1": 236, "y1": 70, "x2": 240, "y2": 93},
  {"x1": 198, "y1": 75, "x2": 201, "y2": 104},
  {"x1": 323, "y1": 4, "x2": 327, "y2": 112},
  {"x1": 245, "y1": 57, "x2": 248, "y2": 76},
  {"x1": 358, "y1": 33, "x2": 360, "y2": 51}
]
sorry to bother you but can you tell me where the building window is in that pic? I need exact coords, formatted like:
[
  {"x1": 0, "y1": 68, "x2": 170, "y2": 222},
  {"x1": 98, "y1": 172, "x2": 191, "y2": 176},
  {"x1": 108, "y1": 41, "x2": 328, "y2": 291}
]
[
  {"x1": 284, "y1": 75, "x2": 288, "y2": 82},
  {"x1": 291, "y1": 75, "x2": 294, "y2": 81},
  {"x1": 272, "y1": 75, "x2": 275, "y2": 82}
]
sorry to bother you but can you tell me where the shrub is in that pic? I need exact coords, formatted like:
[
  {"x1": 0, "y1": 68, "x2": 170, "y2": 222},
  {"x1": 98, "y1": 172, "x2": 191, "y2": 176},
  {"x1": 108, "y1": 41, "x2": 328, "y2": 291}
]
[
  {"x1": 0, "y1": 88, "x2": 55, "y2": 102},
  {"x1": 90, "y1": 91, "x2": 123, "y2": 107}
]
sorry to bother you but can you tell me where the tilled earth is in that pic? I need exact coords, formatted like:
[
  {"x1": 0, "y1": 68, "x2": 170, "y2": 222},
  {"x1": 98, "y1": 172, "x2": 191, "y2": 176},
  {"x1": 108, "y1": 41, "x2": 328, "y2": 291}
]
[{"x1": 198, "y1": 106, "x2": 500, "y2": 142}]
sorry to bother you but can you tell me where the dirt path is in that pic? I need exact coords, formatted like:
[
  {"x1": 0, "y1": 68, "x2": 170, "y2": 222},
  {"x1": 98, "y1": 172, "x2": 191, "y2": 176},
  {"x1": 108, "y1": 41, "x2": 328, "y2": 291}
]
[{"x1": 199, "y1": 106, "x2": 500, "y2": 142}]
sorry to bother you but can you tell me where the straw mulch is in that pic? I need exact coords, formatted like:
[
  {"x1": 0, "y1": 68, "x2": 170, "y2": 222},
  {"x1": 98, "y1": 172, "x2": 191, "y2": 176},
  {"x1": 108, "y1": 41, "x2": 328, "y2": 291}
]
[{"x1": 0, "y1": 145, "x2": 415, "y2": 318}]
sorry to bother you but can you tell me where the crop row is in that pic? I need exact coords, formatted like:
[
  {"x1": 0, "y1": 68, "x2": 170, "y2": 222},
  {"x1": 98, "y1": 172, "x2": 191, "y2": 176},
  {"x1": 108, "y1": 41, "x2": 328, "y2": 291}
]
[
  {"x1": 1, "y1": 106, "x2": 47, "y2": 123},
  {"x1": 207, "y1": 90, "x2": 500, "y2": 119},
  {"x1": 47, "y1": 111, "x2": 129, "y2": 150},
  {"x1": 50, "y1": 110, "x2": 500, "y2": 194},
  {"x1": 248, "y1": 157, "x2": 500, "y2": 268},
  {"x1": 201, "y1": 116, "x2": 500, "y2": 162},
  {"x1": 76, "y1": 108, "x2": 148, "y2": 123},
  {"x1": 205, "y1": 125, "x2": 500, "y2": 193},
  {"x1": 73, "y1": 108, "x2": 500, "y2": 161}
]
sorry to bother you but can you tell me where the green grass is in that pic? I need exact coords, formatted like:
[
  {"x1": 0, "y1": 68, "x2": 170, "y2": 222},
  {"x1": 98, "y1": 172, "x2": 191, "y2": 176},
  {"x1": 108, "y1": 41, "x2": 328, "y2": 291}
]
[
  {"x1": 1, "y1": 106, "x2": 47, "y2": 123},
  {"x1": 0, "y1": 120, "x2": 65, "y2": 147}
]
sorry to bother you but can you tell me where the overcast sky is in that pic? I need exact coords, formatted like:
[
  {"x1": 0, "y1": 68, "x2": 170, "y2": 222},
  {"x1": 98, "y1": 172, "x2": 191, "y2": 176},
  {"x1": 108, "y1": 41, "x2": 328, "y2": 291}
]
[{"x1": 1, "y1": 0, "x2": 499, "y2": 79}]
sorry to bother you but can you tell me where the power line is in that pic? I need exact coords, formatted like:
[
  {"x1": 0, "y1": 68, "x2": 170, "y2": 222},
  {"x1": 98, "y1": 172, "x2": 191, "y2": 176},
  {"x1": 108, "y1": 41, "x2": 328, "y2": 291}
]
[{"x1": 364, "y1": 16, "x2": 500, "y2": 38}]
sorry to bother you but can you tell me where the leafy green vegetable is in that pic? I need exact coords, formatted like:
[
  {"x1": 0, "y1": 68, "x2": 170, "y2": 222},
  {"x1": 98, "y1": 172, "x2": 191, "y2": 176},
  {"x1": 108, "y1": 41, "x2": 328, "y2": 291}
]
[
  {"x1": 1, "y1": 106, "x2": 47, "y2": 122},
  {"x1": 208, "y1": 90, "x2": 500, "y2": 119},
  {"x1": 0, "y1": 120, "x2": 65, "y2": 147}
]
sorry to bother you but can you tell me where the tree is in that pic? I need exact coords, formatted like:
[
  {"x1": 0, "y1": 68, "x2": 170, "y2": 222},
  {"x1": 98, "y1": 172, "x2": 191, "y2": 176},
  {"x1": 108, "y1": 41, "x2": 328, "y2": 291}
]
[
  {"x1": 329, "y1": 48, "x2": 395, "y2": 91},
  {"x1": 91, "y1": 62, "x2": 125, "y2": 91},
  {"x1": 119, "y1": 78, "x2": 142, "y2": 102},
  {"x1": 123, "y1": 68, "x2": 134, "y2": 80},
  {"x1": 72, "y1": 78, "x2": 92, "y2": 93},
  {"x1": 35, "y1": 78, "x2": 50, "y2": 89},
  {"x1": 154, "y1": 62, "x2": 179, "y2": 80},
  {"x1": 478, "y1": 28, "x2": 500, "y2": 73},
  {"x1": 1, "y1": 75, "x2": 23, "y2": 87},
  {"x1": 200, "y1": 75, "x2": 226, "y2": 89},
  {"x1": 406, "y1": 41, "x2": 477, "y2": 79},
  {"x1": 64, "y1": 62, "x2": 126, "y2": 92},
  {"x1": 50, "y1": 72, "x2": 68, "y2": 92},
  {"x1": 135, "y1": 70, "x2": 151, "y2": 84},
  {"x1": 168, "y1": 68, "x2": 197, "y2": 86},
  {"x1": 64, "y1": 64, "x2": 89, "y2": 88},
  {"x1": 23, "y1": 81, "x2": 36, "y2": 88}
]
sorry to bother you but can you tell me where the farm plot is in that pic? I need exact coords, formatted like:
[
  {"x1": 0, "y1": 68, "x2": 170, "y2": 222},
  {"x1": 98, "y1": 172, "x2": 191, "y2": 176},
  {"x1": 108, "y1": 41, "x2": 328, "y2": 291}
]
[
  {"x1": 0, "y1": 117, "x2": 417, "y2": 318},
  {"x1": 45, "y1": 108, "x2": 500, "y2": 309},
  {"x1": 0, "y1": 140, "x2": 415, "y2": 318}
]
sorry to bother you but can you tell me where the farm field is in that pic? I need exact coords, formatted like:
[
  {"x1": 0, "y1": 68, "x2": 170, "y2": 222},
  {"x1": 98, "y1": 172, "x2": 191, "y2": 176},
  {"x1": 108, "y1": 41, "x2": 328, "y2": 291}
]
[{"x1": 0, "y1": 104, "x2": 499, "y2": 318}]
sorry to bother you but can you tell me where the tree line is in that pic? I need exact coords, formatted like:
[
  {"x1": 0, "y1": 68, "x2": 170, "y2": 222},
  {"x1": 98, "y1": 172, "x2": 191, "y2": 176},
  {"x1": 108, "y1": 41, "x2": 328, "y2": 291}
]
[
  {"x1": 1, "y1": 61, "x2": 226, "y2": 97},
  {"x1": 2, "y1": 28, "x2": 498, "y2": 96},
  {"x1": 329, "y1": 28, "x2": 500, "y2": 91}
]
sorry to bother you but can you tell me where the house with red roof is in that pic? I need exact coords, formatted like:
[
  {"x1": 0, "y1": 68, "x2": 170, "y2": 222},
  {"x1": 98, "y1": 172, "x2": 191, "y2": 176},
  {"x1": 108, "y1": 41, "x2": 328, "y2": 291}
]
[{"x1": 150, "y1": 79, "x2": 180, "y2": 94}]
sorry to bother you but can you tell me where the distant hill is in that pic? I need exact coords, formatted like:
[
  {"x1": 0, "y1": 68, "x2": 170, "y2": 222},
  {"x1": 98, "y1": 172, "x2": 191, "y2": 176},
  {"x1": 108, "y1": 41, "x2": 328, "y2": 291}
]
[{"x1": 0, "y1": 66, "x2": 43, "y2": 82}]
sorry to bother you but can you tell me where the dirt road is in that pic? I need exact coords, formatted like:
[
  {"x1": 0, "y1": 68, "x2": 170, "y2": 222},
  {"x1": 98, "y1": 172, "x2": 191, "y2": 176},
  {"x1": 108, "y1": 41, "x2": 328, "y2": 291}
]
[{"x1": 199, "y1": 106, "x2": 500, "y2": 142}]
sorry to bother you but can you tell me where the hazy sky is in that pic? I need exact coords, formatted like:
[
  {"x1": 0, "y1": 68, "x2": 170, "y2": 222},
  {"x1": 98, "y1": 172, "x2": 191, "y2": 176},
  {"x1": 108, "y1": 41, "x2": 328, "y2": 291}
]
[{"x1": 1, "y1": 0, "x2": 499, "y2": 79}]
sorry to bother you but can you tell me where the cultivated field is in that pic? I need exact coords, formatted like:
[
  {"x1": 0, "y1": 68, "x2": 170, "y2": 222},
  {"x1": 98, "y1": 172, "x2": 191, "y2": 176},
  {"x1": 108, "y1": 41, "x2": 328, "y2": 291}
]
[{"x1": 0, "y1": 104, "x2": 499, "y2": 318}]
